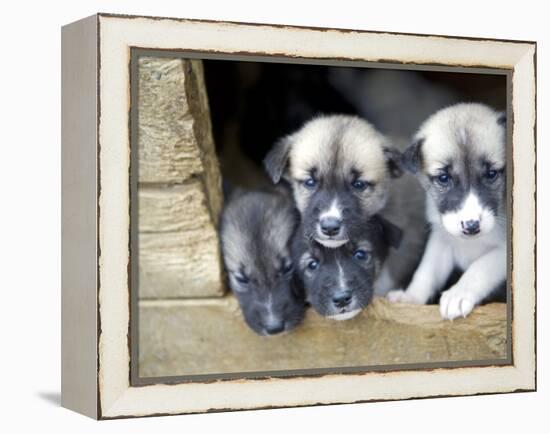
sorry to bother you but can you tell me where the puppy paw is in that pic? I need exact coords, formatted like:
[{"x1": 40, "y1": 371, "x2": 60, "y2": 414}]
[
  {"x1": 386, "y1": 289, "x2": 424, "y2": 305},
  {"x1": 439, "y1": 287, "x2": 476, "y2": 320}
]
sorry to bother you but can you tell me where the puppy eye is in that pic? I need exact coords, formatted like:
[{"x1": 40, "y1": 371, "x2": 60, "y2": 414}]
[
  {"x1": 353, "y1": 249, "x2": 370, "y2": 261},
  {"x1": 351, "y1": 179, "x2": 369, "y2": 191},
  {"x1": 303, "y1": 177, "x2": 317, "y2": 188},
  {"x1": 281, "y1": 262, "x2": 294, "y2": 276},
  {"x1": 307, "y1": 259, "x2": 319, "y2": 271},
  {"x1": 234, "y1": 273, "x2": 249, "y2": 284},
  {"x1": 485, "y1": 169, "x2": 499, "y2": 181},
  {"x1": 435, "y1": 173, "x2": 451, "y2": 185}
]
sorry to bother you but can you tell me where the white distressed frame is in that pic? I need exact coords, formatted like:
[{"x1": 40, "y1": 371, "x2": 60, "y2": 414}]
[{"x1": 62, "y1": 13, "x2": 536, "y2": 419}]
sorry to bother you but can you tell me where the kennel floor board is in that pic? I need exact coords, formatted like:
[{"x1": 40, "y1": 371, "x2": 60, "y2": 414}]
[{"x1": 138, "y1": 296, "x2": 507, "y2": 378}]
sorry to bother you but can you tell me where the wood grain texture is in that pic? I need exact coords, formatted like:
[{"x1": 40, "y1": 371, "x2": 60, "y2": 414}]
[
  {"x1": 139, "y1": 230, "x2": 225, "y2": 299},
  {"x1": 183, "y1": 60, "x2": 223, "y2": 223},
  {"x1": 138, "y1": 296, "x2": 507, "y2": 378},
  {"x1": 137, "y1": 57, "x2": 224, "y2": 298},
  {"x1": 138, "y1": 183, "x2": 212, "y2": 233},
  {"x1": 137, "y1": 57, "x2": 222, "y2": 205},
  {"x1": 138, "y1": 57, "x2": 201, "y2": 183}
]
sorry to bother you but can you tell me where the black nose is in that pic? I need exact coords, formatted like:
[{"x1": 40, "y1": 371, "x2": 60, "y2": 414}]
[
  {"x1": 320, "y1": 217, "x2": 342, "y2": 236},
  {"x1": 461, "y1": 219, "x2": 480, "y2": 235},
  {"x1": 332, "y1": 290, "x2": 352, "y2": 308},
  {"x1": 264, "y1": 321, "x2": 285, "y2": 335}
]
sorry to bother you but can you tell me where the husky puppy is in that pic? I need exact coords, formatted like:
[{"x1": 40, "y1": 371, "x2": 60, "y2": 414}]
[
  {"x1": 387, "y1": 103, "x2": 507, "y2": 320},
  {"x1": 293, "y1": 216, "x2": 402, "y2": 320},
  {"x1": 264, "y1": 115, "x2": 402, "y2": 249},
  {"x1": 220, "y1": 189, "x2": 305, "y2": 335}
]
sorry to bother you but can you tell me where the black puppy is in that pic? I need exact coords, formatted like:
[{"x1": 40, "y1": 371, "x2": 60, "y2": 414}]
[{"x1": 293, "y1": 216, "x2": 402, "y2": 320}]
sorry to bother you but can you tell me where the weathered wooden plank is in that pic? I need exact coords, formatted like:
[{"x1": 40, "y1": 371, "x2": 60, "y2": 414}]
[
  {"x1": 138, "y1": 296, "x2": 507, "y2": 378},
  {"x1": 183, "y1": 60, "x2": 223, "y2": 222},
  {"x1": 139, "y1": 58, "x2": 198, "y2": 181},
  {"x1": 137, "y1": 56, "x2": 224, "y2": 298},
  {"x1": 369, "y1": 297, "x2": 507, "y2": 355},
  {"x1": 138, "y1": 58, "x2": 223, "y2": 218},
  {"x1": 138, "y1": 183, "x2": 212, "y2": 233},
  {"x1": 139, "y1": 229, "x2": 225, "y2": 299}
]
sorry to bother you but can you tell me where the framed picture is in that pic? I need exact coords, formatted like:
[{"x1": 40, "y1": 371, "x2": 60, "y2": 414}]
[{"x1": 61, "y1": 13, "x2": 536, "y2": 419}]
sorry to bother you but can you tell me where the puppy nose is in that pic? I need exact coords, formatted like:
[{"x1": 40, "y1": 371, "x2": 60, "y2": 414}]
[
  {"x1": 332, "y1": 290, "x2": 352, "y2": 308},
  {"x1": 461, "y1": 219, "x2": 480, "y2": 235},
  {"x1": 264, "y1": 321, "x2": 285, "y2": 335},
  {"x1": 320, "y1": 217, "x2": 342, "y2": 236}
]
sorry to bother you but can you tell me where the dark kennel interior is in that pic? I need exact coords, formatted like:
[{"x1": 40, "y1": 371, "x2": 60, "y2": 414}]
[{"x1": 203, "y1": 60, "x2": 507, "y2": 187}]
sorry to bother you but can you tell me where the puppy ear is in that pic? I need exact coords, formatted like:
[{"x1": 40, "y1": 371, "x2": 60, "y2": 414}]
[
  {"x1": 383, "y1": 147, "x2": 403, "y2": 178},
  {"x1": 263, "y1": 136, "x2": 293, "y2": 184},
  {"x1": 497, "y1": 112, "x2": 507, "y2": 126},
  {"x1": 375, "y1": 216, "x2": 403, "y2": 249},
  {"x1": 401, "y1": 137, "x2": 424, "y2": 174}
]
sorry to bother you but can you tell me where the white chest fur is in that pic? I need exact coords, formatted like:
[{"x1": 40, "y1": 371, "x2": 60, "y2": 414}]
[{"x1": 435, "y1": 226, "x2": 504, "y2": 270}]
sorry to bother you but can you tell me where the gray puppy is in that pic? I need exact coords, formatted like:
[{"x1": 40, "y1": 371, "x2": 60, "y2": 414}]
[
  {"x1": 220, "y1": 189, "x2": 305, "y2": 335},
  {"x1": 293, "y1": 216, "x2": 402, "y2": 320}
]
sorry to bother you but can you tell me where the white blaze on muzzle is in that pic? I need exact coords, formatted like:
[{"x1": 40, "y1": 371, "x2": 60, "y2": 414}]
[
  {"x1": 441, "y1": 192, "x2": 496, "y2": 237},
  {"x1": 326, "y1": 259, "x2": 360, "y2": 321},
  {"x1": 316, "y1": 198, "x2": 349, "y2": 247},
  {"x1": 337, "y1": 260, "x2": 346, "y2": 292},
  {"x1": 319, "y1": 198, "x2": 342, "y2": 220}
]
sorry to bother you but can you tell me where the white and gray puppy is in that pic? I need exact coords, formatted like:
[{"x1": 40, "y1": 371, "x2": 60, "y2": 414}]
[
  {"x1": 387, "y1": 103, "x2": 507, "y2": 320},
  {"x1": 263, "y1": 115, "x2": 402, "y2": 249},
  {"x1": 220, "y1": 189, "x2": 305, "y2": 336}
]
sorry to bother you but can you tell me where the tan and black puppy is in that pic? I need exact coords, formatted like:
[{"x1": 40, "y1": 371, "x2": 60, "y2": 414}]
[
  {"x1": 264, "y1": 115, "x2": 402, "y2": 249},
  {"x1": 387, "y1": 103, "x2": 507, "y2": 320}
]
